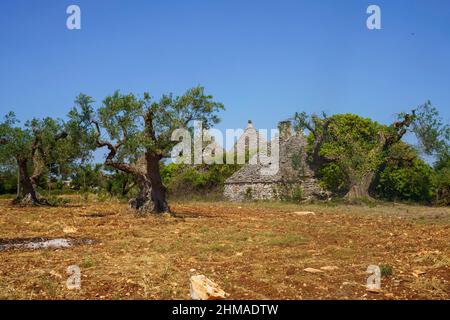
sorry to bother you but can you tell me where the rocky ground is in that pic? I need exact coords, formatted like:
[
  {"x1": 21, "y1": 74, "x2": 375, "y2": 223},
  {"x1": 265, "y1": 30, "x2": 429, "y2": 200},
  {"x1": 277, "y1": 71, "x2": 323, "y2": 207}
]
[{"x1": 0, "y1": 196, "x2": 449, "y2": 299}]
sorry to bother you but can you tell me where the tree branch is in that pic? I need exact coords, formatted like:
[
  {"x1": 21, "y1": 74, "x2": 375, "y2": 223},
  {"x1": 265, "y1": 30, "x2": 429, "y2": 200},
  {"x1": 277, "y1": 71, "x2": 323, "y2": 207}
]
[
  {"x1": 379, "y1": 110, "x2": 416, "y2": 151},
  {"x1": 98, "y1": 139, "x2": 144, "y2": 177},
  {"x1": 54, "y1": 131, "x2": 68, "y2": 141},
  {"x1": 310, "y1": 117, "x2": 333, "y2": 168},
  {"x1": 90, "y1": 119, "x2": 144, "y2": 177}
]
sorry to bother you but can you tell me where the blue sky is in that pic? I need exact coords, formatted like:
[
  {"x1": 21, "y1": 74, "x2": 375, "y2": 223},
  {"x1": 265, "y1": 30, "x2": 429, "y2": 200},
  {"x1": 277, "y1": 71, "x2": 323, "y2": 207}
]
[{"x1": 1, "y1": 0, "x2": 449, "y2": 150}]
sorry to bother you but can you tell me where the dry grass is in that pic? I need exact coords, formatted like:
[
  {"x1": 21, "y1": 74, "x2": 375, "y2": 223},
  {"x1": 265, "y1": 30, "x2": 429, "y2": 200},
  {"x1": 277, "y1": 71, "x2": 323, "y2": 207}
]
[{"x1": 0, "y1": 196, "x2": 449, "y2": 300}]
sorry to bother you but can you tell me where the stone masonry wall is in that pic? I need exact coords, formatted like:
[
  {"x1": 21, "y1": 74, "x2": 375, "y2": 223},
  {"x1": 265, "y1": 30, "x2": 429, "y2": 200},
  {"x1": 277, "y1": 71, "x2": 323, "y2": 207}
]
[
  {"x1": 224, "y1": 179, "x2": 329, "y2": 202},
  {"x1": 224, "y1": 183, "x2": 276, "y2": 201}
]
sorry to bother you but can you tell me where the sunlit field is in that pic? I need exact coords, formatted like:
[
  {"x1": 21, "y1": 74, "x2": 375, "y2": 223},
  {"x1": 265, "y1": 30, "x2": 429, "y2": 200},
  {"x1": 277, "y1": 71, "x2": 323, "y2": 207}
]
[{"x1": 1, "y1": 195, "x2": 449, "y2": 300}]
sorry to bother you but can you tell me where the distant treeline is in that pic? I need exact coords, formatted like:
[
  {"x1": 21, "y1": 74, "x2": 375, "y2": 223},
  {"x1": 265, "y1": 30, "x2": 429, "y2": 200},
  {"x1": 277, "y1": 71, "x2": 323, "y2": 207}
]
[{"x1": 1, "y1": 88, "x2": 449, "y2": 208}]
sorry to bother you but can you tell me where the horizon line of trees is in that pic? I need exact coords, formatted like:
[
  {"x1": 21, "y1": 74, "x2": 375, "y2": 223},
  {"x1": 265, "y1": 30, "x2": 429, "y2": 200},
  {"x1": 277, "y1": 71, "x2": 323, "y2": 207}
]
[{"x1": 1, "y1": 88, "x2": 449, "y2": 210}]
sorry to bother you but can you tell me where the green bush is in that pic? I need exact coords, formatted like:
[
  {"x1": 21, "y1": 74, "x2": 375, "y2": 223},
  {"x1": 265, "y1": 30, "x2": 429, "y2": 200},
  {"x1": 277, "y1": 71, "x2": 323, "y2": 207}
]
[
  {"x1": 0, "y1": 170, "x2": 17, "y2": 194},
  {"x1": 316, "y1": 140, "x2": 438, "y2": 203},
  {"x1": 290, "y1": 186, "x2": 303, "y2": 202},
  {"x1": 380, "y1": 264, "x2": 394, "y2": 277},
  {"x1": 317, "y1": 163, "x2": 347, "y2": 195},
  {"x1": 244, "y1": 187, "x2": 253, "y2": 200},
  {"x1": 376, "y1": 158, "x2": 436, "y2": 203},
  {"x1": 162, "y1": 162, "x2": 240, "y2": 197},
  {"x1": 434, "y1": 152, "x2": 450, "y2": 206}
]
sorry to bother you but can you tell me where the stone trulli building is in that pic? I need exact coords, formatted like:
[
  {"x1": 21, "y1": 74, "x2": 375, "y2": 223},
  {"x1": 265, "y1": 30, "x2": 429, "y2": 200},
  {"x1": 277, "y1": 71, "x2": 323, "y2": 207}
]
[{"x1": 224, "y1": 120, "x2": 328, "y2": 201}]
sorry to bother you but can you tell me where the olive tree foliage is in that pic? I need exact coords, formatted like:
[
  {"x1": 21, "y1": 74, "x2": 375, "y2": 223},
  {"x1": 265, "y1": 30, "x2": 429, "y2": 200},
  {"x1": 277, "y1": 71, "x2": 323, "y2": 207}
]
[
  {"x1": 411, "y1": 102, "x2": 450, "y2": 205},
  {"x1": 0, "y1": 112, "x2": 81, "y2": 205},
  {"x1": 69, "y1": 86, "x2": 224, "y2": 213},
  {"x1": 410, "y1": 101, "x2": 449, "y2": 157},
  {"x1": 375, "y1": 142, "x2": 436, "y2": 203},
  {"x1": 293, "y1": 106, "x2": 419, "y2": 200},
  {"x1": 434, "y1": 152, "x2": 450, "y2": 206}
]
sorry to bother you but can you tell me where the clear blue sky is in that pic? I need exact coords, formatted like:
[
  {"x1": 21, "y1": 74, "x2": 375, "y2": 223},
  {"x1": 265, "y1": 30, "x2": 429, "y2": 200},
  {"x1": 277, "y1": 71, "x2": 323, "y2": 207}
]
[{"x1": 1, "y1": 0, "x2": 449, "y2": 139}]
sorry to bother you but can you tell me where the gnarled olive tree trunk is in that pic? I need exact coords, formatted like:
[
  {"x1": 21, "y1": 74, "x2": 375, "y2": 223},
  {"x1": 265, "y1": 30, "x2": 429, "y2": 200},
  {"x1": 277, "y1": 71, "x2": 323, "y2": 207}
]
[
  {"x1": 345, "y1": 172, "x2": 375, "y2": 200},
  {"x1": 127, "y1": 157, "x2": 169, "y2": 213},
  {"x1": 128, "y1": 173, "x2": 169, "y2": 214},
  {"x1": 14, "y1": 157, "x2": 48, "y2": 205},
  {"x1": 343, "y1": 113, "x2": 416, "y2": 200},
  {"x1": 296, "y1": 110, "x2": 416, "y2": 201},
  {"x1": 11, "y1": 129, "x2": 67, "y2": 206},
  {"x1": 146, "y1": 154, "x2": 169, "y2": 213},
  {"x1": 128, "y1": 176, "x2": 153, "y2": 212},
  {"x1": 101, "y1": 141, "x2": 170, "y2": 214}
]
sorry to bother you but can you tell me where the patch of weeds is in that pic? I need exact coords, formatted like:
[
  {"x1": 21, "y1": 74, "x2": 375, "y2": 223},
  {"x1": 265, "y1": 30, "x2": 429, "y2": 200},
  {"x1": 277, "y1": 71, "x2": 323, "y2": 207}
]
[
  {"x1": 46, "y1": 195, "x2": 69, "y2": 206},
  {"x1": 96, "y1": 192, "x2": 112, "y2": 202},
  {"x1": 319, "y1": 197, "x2": 346, "y2": 207},
  {"x1": 81, "y1": 256, "x2": 95, "y2": 268},
  {"x1": 0, "y1": 194, "x2": 15, "y2": 199},
  {"x1": 112, "y1": 292, "x2": 124, "y2": 300},
  {"x1": 283, "y1": 186, "x2": 303, "y2": 203},
  {"x1": 343, "y1": 196, "x2": 379, "y2": 207},
  {"x1": 225, "y1": 231, "x2": 250, "y2": 242},
  {"x1": 328, "y1": 246, "x2": 354, "y2": 259},
  {"x1": 380, "y1": 264, "x2": 393, "y2": 277},
  {"x1": 265, "y1": 234, "x2": 309, "y2": 247},
  {"x1": 140, "y1": 274, "x2": 153, "y2": 299},
  {"x1": 159, "y1": 265, "x2": 171, "y2": 281},
  {"x1": 199, "y1": 226, "x2": 209, "y2": 233},
  {"x1": 170, "y1": 238, "x2": 184, "y2": 251},
  {"x1": 154, "y1": 243, "x2": 171, "y2": 253},
  {"x1": 415, "y1": 252, "x2": 450, "y2": 268},
  {"x1": 80, "y1": 191, "x2": 90, "y2": 202},
  {"x1": 410, "y1": 277, "x2": 448, "y2": 298},
  {"x1": 140, "y1": 265, "x2": 175, "y2": 299},
  {"x1": 38, "y1": 275, "x2": 58, "y2": 297},
  {"x1": 0, "y1": 279, "x2": 13, "y2": 299},
  {"x1": 367, "y1": 201, "x2": 377, "y2": 208},
  {"x1": 413, "y1": 214, "x2": 450, "y2": 226},
  {"x1": 207, "y1": 243, "x2": 230, "y2": 253},
  {"x1": 245, "y1": 187, "x2": 253, "y2": 200}
]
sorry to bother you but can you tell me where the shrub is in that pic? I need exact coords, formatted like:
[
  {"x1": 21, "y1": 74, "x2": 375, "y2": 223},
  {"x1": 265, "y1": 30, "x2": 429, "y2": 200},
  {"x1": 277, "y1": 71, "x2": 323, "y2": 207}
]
[
  {"x1": 290, "y1": 186, "x2": 303, "y2": 202},
  {"x1": 318, "y1": 163, "x2": 347, "y2": 195},
  {"x1": 162, "y1": 162, "x2": 240, "y2": 197},
  {"x1": 376, "y1": 158, "x2": 436, "y2": 203},
  {"x1": 245, "y1": 187, "x2": 253, "y2": 200},
  {"x1": 434, "y1": 167, "x2": 450, "y2": 206},
  {"x1": 380, "y1": 264, "x2": 394, "y2": 277}
]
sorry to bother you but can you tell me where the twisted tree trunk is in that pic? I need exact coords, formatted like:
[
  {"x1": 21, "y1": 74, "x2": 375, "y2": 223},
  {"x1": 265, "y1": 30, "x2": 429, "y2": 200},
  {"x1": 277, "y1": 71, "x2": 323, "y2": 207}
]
[
  {"x1": 13, "y1": 158, "x2": 46, "y2": 205},
  {"x1": 128, "y1": 177, "x2": 153, "y2": 212},
  {"x1": 146, "y1": 154, "x2": 169, "y2": 213},
  {"x1": 127, "y1": 171, "x2": 169, "y2": 214},
  {"x1": 345, "y1": 172, "x2": 375, "y2": 200},
  {"x1": 343, "y1": 112, "x2": 416, "y2": 200}
]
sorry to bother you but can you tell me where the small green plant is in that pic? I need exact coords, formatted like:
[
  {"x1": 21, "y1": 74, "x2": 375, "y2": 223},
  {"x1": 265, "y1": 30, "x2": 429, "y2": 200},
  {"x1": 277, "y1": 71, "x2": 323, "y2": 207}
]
[
  {"x1": 96, "y1": 192, "x2": 112, "y2": 202},
  {"x1": 291, "y1": 186, "x2": 303, "y2": 202},
  {"x1": 81, "y1": 256, "x2": 94, "y2": 268},
  {"x1": 380, "y1": 264, "x2": 393, "y2": 277},
  {"x1": 39, "y1": 275, "x2": 58, "y2": 297},
  {"x1": 46, "y1": 195, "x2": 69, "y2": 206},
  {"x1": 245, "y1": 187, "x2": 253, "y2": 200}
]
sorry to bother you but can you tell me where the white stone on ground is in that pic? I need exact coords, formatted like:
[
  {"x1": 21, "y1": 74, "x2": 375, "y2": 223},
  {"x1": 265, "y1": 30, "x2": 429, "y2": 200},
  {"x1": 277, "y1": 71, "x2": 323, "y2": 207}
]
[{"x1": 189, "y1": 275, "x2": 228, "y2": 300}]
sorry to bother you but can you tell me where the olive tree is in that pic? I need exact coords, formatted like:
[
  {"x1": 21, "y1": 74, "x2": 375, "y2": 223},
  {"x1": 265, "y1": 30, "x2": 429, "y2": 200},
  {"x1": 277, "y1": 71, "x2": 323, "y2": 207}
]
[
  {"x1": 69, "y1": 86, "x2": 224, "y2": 213},
  {"x1": 0, "y1": 113, "x2": 70, "y2": 205},
  {"x1": 293, "y1": 108, "x2": 417, "y2": 200}
]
